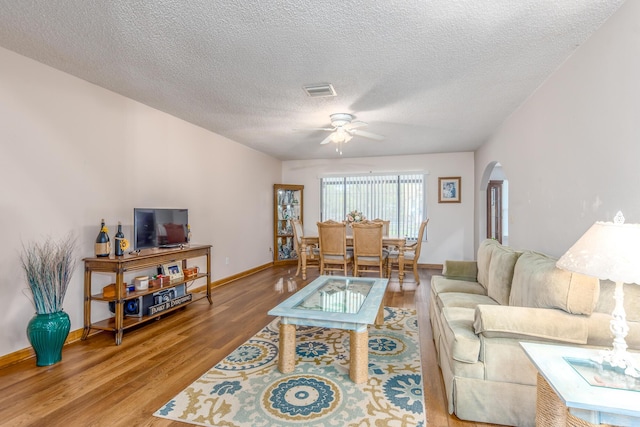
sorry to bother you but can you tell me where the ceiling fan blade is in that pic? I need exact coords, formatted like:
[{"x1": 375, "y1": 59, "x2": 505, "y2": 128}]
[
  {"x1": 351, "y1": 129, "x2": 385, "y2": 140},
  {"x1": 345, "y1": 120, "x2": 368, "y2": 130},
  {"x1": 319, "y1": 134, "x2": 334, "y2": 145},
  {"x1": 293, "y1": 127, "x2": 334, "y2": 132}
]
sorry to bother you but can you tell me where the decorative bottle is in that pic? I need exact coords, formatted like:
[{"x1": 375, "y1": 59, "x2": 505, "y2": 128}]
[
  {"x1": 114, "y1": 222, "x2": 125, "y2": 256},
  {"x1": 95, "y1": 219, "x2": 111, "y2": 257}
]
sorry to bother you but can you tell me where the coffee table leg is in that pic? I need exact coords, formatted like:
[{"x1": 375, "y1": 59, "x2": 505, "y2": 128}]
[
  {"x1": 350, "y1": 329, "x2": 368, "y2": 384},
  {"x1": 375, "y1": 303, "x2": 385, "y2": 326},
  {"x1": 279, "y1": 323, "x2": 296, "y2": 373}
]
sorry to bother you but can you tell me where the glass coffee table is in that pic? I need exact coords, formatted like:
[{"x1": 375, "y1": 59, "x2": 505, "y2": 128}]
[
  {"x1": 268, "y1": 275, "x2": 389, "y2": 384},
  {"x1": 521, "y1": 342, "x2": 640, "y2": 426}
]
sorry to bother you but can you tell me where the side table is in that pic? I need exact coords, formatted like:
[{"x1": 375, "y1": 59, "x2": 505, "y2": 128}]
[{"x1": 521, "y1": 342, "x2": 640, "y2": 427}]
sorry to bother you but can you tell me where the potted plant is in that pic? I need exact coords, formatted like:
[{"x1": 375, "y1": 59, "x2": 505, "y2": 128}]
[{"x1": 21, "y1": 233, "x2": 76, "y2": 366}]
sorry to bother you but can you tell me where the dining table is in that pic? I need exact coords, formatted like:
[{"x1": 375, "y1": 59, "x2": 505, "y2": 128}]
[{"x1": 299, "y1": 235, "x2": 410, "y2": 285}]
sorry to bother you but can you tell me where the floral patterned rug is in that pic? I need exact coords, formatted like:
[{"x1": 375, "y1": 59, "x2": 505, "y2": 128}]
[{"x1": 154, "y1": 307, "x2": 425, "y2": 426}]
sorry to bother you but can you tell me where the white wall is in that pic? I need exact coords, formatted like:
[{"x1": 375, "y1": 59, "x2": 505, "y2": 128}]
[
  {"x1": 475, "y1": 0, "x2": 640, "y2": 258},
  {"x1": 282, "y1": 152, "x2": 475, "y2": 264},
  {"x1": 0, "y1": 47, "x2": 281, "y2": 357}
]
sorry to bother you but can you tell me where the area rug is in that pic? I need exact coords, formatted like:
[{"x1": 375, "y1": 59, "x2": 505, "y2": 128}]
[{"x1": 154, "y1": 307, "x2": 425, "y2": 426}]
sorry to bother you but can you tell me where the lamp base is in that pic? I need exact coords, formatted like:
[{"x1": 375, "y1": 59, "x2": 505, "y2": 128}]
[{"x1": 593, "y1": 280, "x2": 640, "y2": 378}]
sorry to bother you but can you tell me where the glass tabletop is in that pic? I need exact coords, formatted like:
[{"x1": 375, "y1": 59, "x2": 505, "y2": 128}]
[
  {"x1": 293, "y1": 277, "x2": 373, "y2": 313},
  {"x1": 521, "y1": 342, "x2": 640, "y2": 419},
  {"x1": 564, "y1": 357, "x2": 640, "y2": 392}
]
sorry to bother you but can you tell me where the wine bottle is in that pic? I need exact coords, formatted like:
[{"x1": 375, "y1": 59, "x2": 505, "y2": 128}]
[
  {"x1": 114, "y1": 222, "x2": 125, "y2": 256},
  {"x1": 95, "y1": 219, "x2": 111, "y2": 257}
]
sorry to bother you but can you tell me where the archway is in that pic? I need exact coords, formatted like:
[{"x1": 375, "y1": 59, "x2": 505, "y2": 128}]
[{"x1": 479, "y1": 162, "x2": 509, "y2": 246}]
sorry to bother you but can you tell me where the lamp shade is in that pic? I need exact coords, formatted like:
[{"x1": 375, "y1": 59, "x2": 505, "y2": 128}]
[{"x1": 556, "y1": 213, "x2": 640, "y2": 284}]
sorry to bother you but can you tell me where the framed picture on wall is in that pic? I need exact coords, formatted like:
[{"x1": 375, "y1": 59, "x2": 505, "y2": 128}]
[{"x1": 438, "y1": 177, "x2": 461, "y2": 203}]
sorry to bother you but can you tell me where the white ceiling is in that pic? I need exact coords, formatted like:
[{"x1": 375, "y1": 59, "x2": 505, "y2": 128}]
[{"x1": 0, "y1": 1, "x2": 625, "y2": 160}]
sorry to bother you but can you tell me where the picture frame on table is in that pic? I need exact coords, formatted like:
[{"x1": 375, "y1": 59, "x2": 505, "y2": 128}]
[
  {"x1": 438, "y1": 177, "x2": 461, "y2": 203},
  {"x1": 161, "y1": 262, "x2": 184, "y2": 281}
]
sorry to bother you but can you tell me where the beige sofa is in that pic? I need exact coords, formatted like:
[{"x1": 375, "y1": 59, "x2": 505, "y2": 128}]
[{"x1": 429, "y1": 239, "x2": 640, "y2": 427}]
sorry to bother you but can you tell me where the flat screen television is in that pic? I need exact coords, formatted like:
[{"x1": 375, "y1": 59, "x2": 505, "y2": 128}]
[{"x1": 133, "y1": 208, "x2": 189, "y2": 250}]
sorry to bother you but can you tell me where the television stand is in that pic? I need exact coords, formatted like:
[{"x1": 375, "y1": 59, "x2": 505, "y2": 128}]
[{"x1": 82, "y1": 244, "x2": 212, "y2": 345}]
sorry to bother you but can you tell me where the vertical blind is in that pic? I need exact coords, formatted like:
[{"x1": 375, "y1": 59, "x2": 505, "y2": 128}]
[{"x1": 320, "y1": 174, "x2": 425, "y2": 239}]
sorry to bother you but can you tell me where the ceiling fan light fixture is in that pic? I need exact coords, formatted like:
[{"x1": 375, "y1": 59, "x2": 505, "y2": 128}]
[
  {"x1": 302, "y1": 83, "x2": 337, "y2": 98},
  {"x1": 329, "y1": 127, "x2": 352, "y2": 144},
  {"x1": 329, "y1": 131, "x2": 343, "y2": 143}
]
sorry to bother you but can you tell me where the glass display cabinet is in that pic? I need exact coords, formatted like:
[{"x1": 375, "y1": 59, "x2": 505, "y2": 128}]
[{"x1": 273, "y1": 184, "x2": 303, "y2": 264}]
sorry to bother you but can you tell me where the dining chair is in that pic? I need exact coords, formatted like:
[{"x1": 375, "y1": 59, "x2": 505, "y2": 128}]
[
  {"x1": 292, "y1": 219, "x2": 319, "y2": 277},
  {"x1": 351, "y1": 221, "x2": 388, "y2": 278},
  {"x1": 370, "y1": 218, "x2": 390, "y2": 235},
  {"x1": 388, "y1": 219, "x2": 429, "y2": 284},
  {"x1": 317, "y1": 220, "x2": 353, "y2": 276},
  {"x1": 370, "y1": 218, "x2": 392, "y2": 252}
]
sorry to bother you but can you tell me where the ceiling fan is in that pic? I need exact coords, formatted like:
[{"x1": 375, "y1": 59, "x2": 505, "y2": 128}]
[{"x1": 298, "y1": 113, "x2": 385, "y2": 155}]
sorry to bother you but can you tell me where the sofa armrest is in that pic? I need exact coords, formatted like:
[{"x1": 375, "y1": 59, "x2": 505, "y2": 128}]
[
  {"x1": 473, "y1": 305, "x2": 588, "y2": 344},
  {"x1": 443, "y1": 260, "x2": 478, "y2": 282}
]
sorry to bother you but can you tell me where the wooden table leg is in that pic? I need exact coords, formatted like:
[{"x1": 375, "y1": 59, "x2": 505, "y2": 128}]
[
  {"x1": 350, "y1": 329, "x2": 368, "y2": 384},
  {"x1": 398, "y1": 250, "x2": 405, "y2": 288},
  {"x1": 279, "y1": 323, "x2": 296, "y2": 373},
  {"x1": 300, "y1": 242, "x2": 308, "y2": 280},
  {"x1": 114, "y1": 270, "x2": 124, "y2": 346},
  {"x1": 82, "y1": 267, "x2": 92, "y2": 340}
]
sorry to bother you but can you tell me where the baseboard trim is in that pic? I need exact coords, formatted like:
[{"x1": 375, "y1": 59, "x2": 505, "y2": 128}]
[
  {"x1": 201, "y1": 262, "x2": 273, "y2": 290},
  {"x1": 0, "y1": 327, "x2": 87, "y2": 370},
  {"x1": 419, "y1": 263, "x2": 443, "y2": 271}
]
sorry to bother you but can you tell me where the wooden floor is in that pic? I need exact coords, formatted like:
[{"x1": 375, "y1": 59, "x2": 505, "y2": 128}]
[{"x1": 0, "y1": 266, "x2": 501, "y2": 427}]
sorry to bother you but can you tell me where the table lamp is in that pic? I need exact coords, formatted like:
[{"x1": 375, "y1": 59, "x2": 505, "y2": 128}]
[{"x1": 556, "y1": 211, "x2": 640, "y2": 378}]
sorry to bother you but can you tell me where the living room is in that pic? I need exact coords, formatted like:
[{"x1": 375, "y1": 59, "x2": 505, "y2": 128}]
[{"x1": 1, "y1": 1, "x2": 639, "y2": 425}]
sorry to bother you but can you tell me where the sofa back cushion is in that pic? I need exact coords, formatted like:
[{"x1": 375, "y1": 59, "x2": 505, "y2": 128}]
[
  {"x1": 594, "y1": 280, "x2": 640, "y2": 322},
  {"x1": 486, "y1": 245, "x2": 522, "y2": 305},
  {"x1": 477, "y1": 239, "x2": 500, "y2": 289},
  {"x1": 509, "y1": 251, "x2": 599, "y2": 315}
]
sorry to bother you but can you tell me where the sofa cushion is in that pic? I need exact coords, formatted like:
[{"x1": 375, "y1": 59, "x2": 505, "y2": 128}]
[
  {"x1": 586, "y1": 312, "x2": 640, "y2": 348},
  {"x1": 477, "y1": 239, "x2": 499, "y2": 289},
  {"x1": 473, "y1": 305, "x2": 589, "y2": 344},
  {"x1": 438, "y1": 292, "x2": 498, "y2": 311},
  {"x1": 443, "y1": 260, "x2": 478, "y2": 282},
  {"x1": 431, "y1": 275, "x2": 486, "y2": 297},
  {"x1": 486, "y1": 246, "x2": 521, "y2": 305},
  {"x1": 441, "y1": 307, "x2": 481, "y2": 363},
  {"x1": 509, "y1": 251, "x2": 599, "y2": 315},
  {"x1": 594, "y1": 280, "x2": 640, "y2": 322}
]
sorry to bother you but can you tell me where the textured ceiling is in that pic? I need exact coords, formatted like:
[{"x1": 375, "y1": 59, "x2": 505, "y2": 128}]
[{"x1": 0, "y1": 1, "x2": 625, "y2": 160}]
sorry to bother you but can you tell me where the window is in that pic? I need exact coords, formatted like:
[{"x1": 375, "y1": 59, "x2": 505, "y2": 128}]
[{"x1": 320, "y1": 173, "x2": 425, "y2": 238}]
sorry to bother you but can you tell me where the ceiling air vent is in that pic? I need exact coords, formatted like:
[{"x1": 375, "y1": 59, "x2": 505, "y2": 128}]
[{"x1": 303, "y1": 83, "x2": 337, "y2": 98}]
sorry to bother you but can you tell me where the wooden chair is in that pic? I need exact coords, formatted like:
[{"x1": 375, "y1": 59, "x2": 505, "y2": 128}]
[
  {"x1": 292, "y1": 219, "x2": 319, "y2": 277},
  {"x1": 370, "y1": 218, "x2": 390, "y2": 235},
  {"x1": 351, "y1": 221, "x2": 388, "y2": 278},
  {"x1": 370, "y1": 218, "x2": 392, "y2": 252},
  {"x1": 317, "y1": 220, "x2": 353, "y2": 276},
  {"x1": 388, "y1": 219, "x2": 429, "y2": 284}
]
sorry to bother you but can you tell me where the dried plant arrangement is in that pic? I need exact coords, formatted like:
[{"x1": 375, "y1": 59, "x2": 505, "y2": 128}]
[{"x1": 21, "y1": 233, "x2": 77, "y2": 314}]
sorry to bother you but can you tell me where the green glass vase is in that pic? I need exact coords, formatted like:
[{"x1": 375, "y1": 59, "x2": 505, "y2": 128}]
[{"x1": 27, "y1": 311, "x2": 71, "y2": 366}]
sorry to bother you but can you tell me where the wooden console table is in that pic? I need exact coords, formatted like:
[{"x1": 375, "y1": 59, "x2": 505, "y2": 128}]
[{"x1": 83, "y1": 245, "x2": 212, "y2": 345}]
